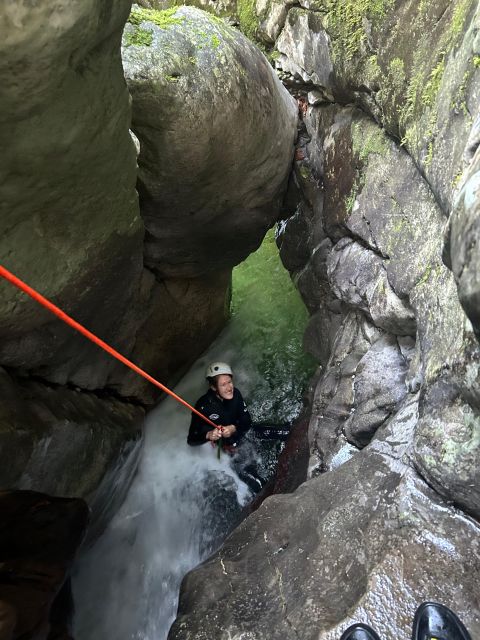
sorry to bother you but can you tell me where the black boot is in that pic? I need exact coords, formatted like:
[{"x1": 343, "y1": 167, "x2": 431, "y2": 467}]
[
  {"x1": 340, "y1": 623, "x2": 381, "y2": 640},
  {"x1": 412, "y1": 602, "x2": 472, "y2": 640}
]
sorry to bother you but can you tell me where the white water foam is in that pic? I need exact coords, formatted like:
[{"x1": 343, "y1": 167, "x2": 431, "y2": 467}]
[
  {"x1": 73, "y1": 230, "x2": 313, "y2": 639},
  {"x1": 73, "y1": 346, "x2": 253, "y2": 640}
]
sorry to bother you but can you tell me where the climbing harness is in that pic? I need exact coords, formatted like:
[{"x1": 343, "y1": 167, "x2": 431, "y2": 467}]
[{"x1": 0, "y1": 264, "x2": 218, "y2": 430}]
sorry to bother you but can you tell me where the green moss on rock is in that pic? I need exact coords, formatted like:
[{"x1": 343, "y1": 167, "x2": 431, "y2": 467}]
[
  {"x1": 344, "y1": 187, "x2": 358, "y2": 214},
  {"x1": 321, "y1": 0, "x2": 395, "y2": 62},
  {"x1": 351, "y1": 121, "x2": 389, "y2": 161},
  {"x1": 128, "y1": 6, "x2": 185, "y2": 29},
  {"x1": 237, "y1": 0, "x2": 258, "y2": 41},
  {"x1": 124, "y1": 26, "x2": 154, "y2": 47},
  {"x1": 421, "y1": 57, "x2": 446, "y2": 108},
  {"x1": 125, "y1": 6, "x2": 185, "y2": 48},
  {"x1": 398, "y1": 0, "x2": 474, "y2": 150}
]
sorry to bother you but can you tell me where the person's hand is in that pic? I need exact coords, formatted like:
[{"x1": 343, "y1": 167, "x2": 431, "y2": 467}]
[
  {"x1": 220, "y1": 424, "x2": 237, "y2": 438},
  {"x1": 206, "y1": 428, "x2": 222, "y2": 442}
]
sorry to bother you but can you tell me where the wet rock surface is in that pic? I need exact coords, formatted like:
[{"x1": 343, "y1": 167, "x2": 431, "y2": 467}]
[
  {"x1": 0, "y1": 368, "x2": 143, "y2": 538},
  {"x1": 170, "y1": 403, "x2": 480, "y2": 640},
  {"x1": 0, "y1": 490, "x2": 89, "y2": 640},
  {"x1": 0, "y1": 0, "x2": 143, "y2": 389},
  {"x1": 172, "y1": 1, "x2": 480, "y2": 637},
  {"x1": 450, "y1": 116, "x2": 480, "y2": 337}
]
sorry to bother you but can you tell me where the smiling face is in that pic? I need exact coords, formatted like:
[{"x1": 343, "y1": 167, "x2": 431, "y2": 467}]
[{"x1": 213, "y1": 374, "x2": 234, "y2": 400}]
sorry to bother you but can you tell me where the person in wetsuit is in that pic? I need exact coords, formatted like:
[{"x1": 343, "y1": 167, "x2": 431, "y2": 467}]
[{"x1": 187, "y1": 362, "x2": 252, "y2": 451}]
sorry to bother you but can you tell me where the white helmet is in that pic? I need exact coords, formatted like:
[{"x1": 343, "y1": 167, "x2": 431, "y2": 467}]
[{"x1": 205, "y1": 362, "x2": 233, "y2": 379}]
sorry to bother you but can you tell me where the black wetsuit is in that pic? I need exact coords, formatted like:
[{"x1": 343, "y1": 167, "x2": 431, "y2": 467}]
[{"x1": 187, "y1": 387, "x2": 252, "y2": 447}]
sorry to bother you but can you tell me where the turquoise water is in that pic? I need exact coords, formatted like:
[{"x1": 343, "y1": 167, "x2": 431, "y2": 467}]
[{"x1": 73, "y1": 228, "x2": 314, "y2": 640}]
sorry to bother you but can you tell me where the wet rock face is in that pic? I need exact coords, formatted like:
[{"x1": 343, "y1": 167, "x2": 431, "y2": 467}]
[
  {"x1": 172, "y1": 2, "x2": 480, "y2": 637},
  {"x1": 170, "y1": 405, "x2": 480, "y2": 640},
  {"x1": 0, "y1": 367, "x2": 143, "y2": 538},
  {"x1": 0, "y1": 0, "x2": 154, "y2": 540},
  {"x1": 342, "y1": 335, "x2": 410, "y2": 448},
  {"x1": 0, "y1": 1, "x2": 244, "y2": 514},
  {"x1": 327, "y1": 238, "x2": 416, "y2": 336},
  {"x1": 0, "y1": 3, "x2": 231, "y2": 402},
  {"x1": 122, "y1": 5, "x2": 298, "y2": 278},
  {"x1": 270, "y1": 0, "x2": 478, "y2": 208},
  {"x1": 0, "y1": 490, "x2": 89, "y2": 640},
  {"x1": 413, "y1": 365, "x2": 480, "y2": 520}
]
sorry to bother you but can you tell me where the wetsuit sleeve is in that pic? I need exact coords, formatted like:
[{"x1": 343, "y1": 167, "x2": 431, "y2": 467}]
[
  {"x1": 234, "y1": 390, "x2": 252, "y2": 439},
  {"x1": 187, "y1": 401, "x2": 211, "y2": 446}
]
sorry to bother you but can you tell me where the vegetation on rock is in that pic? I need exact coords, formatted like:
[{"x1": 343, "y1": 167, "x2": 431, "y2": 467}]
[
  {"x1": 319, "y1": 0, "x2": 395, "y2": 62},
  {"x1": 236, "y1": 0, "x2": 258, "y2": 42},
  {"x1": 128, "y1": 6, "x2": 185, "y2": 29},
  {"x1": 125, "y1": 6, "x2": 185, "y2": 47}
]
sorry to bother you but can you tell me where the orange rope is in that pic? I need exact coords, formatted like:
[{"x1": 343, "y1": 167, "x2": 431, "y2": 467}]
[{"x1": 0, "y1": 264, "x2": 217, "y2": 429}]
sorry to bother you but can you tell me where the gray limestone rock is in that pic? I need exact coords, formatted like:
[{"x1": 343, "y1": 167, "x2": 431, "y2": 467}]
[
  {"x1": 308, "y1": 311, "x2": 382, "y2": 472},
  {"x1": 414, "y1": 375, "x2": 480, "y2": 520},
  {"x1": 122, "y1": 6, "x2": 298, "y2": 278},
  {"x1": 110, "y1": 270, "x2": 231, "y2": 403},
  {"x1": 169, "y1": 406, "x2": 480, "y2": 639},
  {"x1": 327, "y1": 237, "x2": 416, "y2": 336},
  {"x1": 279, "y1": 99, "x2": 480, "y2": 533},
  {"x1": 294, "y1": 106, "x2": 469, "y2": 389},
  {"x1": 256, "y1": 0, "x2": 297, "y2": 43},
  {"x1": 302, "y1": 305, "x2": 342, "y2": 367},
  {"x1": 274, "y1": 0, "x2": 480, "y2": 214},
  {"x1": 343, "y1": 335, "x2": 409, "y2": 447},
  {"x1": 0, "y1": 2, "x2": 234, "y2": 510},
  {"x1": 449, "y1": 135, "x2": 480, "y2": 336},
  {"x1": 275, "y1": 8, "x2": 334, "y2": 100},
  {"x1": 412, "y1": 322, "x2": 480, "y2": 520}
]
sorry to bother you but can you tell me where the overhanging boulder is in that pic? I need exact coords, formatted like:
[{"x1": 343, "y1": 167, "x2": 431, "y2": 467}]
[{"x1": 122, "y1": 5, "x2": 298, "y2": 278}]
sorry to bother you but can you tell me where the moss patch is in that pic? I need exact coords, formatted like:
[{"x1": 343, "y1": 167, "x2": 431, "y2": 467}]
[
  {"x1": 321, "y1": 0, "x2": 395, "y2": 62},
  {"x1": 237, "y1": 0, "x2": 258, "y2": 41},
  {"x1": 351, "y1": 121, "x2": 389, "y2": 161},
  {"x1": 421, "y1": 57, "x2": 446, "y2": 108},
  {"x1": 124, "y1": 26, "x2": 154, "y2": 47},
  {"x1": 128, "y1": 6, "x2": 185, "y2": 29},
  {"x1": 344, "y1": 186, "x2": 358, "y2": 214},
  {"x1": 398, "y1": 0, "x2": 475, "y2": 150},
  {"x1": 125, "y1": 6, "x2": 185, "y2": 47}
]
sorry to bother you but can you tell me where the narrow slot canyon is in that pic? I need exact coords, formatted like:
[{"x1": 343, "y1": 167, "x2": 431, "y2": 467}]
[{"x1": 1, "y1": 1, "x2": 480, "y2": 640}]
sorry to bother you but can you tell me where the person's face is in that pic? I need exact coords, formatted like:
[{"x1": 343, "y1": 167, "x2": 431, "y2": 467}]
[{"x1": 215, "y1": 374, "x2": 234, "y2": 400}]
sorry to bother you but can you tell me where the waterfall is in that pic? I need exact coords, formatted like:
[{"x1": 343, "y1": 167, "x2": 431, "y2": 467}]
[{"x1": 73, "y1": 230, "x2": 314, "y2": 639}]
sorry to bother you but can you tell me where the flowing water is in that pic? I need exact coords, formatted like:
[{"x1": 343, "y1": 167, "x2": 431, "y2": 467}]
[{"x1": 73, "y1": 229, "x2": 315, "y2": 639}]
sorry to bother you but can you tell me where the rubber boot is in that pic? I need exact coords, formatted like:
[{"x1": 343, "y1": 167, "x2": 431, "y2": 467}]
[
  {"x1": 412, "y1": 602, "x2": 472, "y2": 640},
  {"x1": 339, "y1": 623, "x2": 381, "y2": 640}
]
